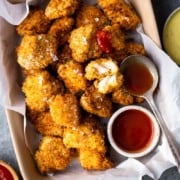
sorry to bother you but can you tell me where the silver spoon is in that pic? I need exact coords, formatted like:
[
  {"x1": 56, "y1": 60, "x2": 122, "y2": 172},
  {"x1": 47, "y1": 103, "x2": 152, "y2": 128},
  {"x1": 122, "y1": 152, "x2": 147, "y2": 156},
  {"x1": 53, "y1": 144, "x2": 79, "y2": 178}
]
[{"x1": 120, "y1": 55, "x2": 180, "y2": 170}]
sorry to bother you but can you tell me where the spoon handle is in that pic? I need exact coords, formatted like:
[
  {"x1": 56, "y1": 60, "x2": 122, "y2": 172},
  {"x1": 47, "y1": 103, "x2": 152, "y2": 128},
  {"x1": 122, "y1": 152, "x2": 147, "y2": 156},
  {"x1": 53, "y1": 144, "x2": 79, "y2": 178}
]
[{"x1": 145, "y1": 94, "x2": 180, "y2": 170}]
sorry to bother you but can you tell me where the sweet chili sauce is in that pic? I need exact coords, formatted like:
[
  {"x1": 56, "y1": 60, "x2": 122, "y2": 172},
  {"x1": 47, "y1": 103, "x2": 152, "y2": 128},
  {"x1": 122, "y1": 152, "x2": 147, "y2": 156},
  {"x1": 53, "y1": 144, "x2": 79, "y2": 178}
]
[
  {"x1": 112, "y1": 109, "x2": 154, "y2": 152},
  {"x1": 122, "y1": 61, "x2": 153, "y2": 95}
]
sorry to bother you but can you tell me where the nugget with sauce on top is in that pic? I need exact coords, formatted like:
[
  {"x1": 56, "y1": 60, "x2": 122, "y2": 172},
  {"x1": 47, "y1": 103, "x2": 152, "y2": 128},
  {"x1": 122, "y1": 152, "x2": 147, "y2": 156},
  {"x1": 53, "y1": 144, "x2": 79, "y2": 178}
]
[
  {"x1": 45, "y1": 0, "x2": 79, "y2": 20},
  {"x1": 80, "y1": 86, "x2": 112, "y2": 118},
  {"x1": 35, "y1": 136, "x2": 71, "y2": 174},
  {"x1": 17, "y1": 34, "x2": 58, "y2": 71},
  {"x1": 76, "y1": 5, "x2": 108, "y2": 28},
  {"x1": 16, "y1": 9, "x2": 51, "y2": 36},
  {"x1": 69, "y1": 24, "x2": 102, "y2": 63},
  {"x1": 22, "y1": 71, "x2": 62, "y2": 112},
  {"x1": 58, "y1": 60, "x2": 88, "y2": 94},
  {"x1": 49, "y1": 93, "x2": 81, "y2": 127},
  {"x1": 63, "y1": 115, "x2": 106, "y2": 153},
  {"x1": 79, "y1": 149, "x2": 113, "y2": 170},
  {"x1": 98, "y1": 0, "x2": 141, "y2": 30}
]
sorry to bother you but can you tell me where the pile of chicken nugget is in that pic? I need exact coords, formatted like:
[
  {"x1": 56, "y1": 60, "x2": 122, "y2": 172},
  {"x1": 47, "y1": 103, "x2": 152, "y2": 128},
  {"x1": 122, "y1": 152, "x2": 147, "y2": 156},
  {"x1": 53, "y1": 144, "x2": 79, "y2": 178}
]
[{"x1": 16, "y1": 0, "x2": 146, "y2": 175}]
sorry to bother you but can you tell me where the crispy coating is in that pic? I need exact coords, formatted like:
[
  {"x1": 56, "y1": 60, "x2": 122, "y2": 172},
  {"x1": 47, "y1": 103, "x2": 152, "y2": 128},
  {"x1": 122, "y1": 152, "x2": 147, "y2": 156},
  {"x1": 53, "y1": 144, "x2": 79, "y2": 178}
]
[
  {"x1": 76, "y1": 5, "x2": 108, "y2": 28},
  {"x1": 79, "y1": 149, "x2": 113, "y2": 170},
  {"x1": 112, "y1": 87, "x2": 144, "y2": 105},
  {"x1": 22, "y1": 71, "x2": 62, "y2": 112},
  {"x1": 49, "y1": 94, "x2": 80, "y2": 127},
  {"x1": 48, "y1": 17, "x2": 74, "y2": 45},
  {"x1": 17, "y1": 34, "x2": 58, "y2": 70},
  {"x1": 102, "y1": 24, "x2": 125, "y2": 51},
  {"x1": 16, "y1": 9, "x2": 51, "y2": 36},
  {"x1": 45, "y1": 0, "x2": 79, "y2": 20},
  {"x1": 58, "y1": 60, "x2": 88, "y2": 94},
  {"x1": 85, "y1": 58, "x2": 119, "y2": 80},
  {"x1": 33, "y1": 111, "x2": 64, "y2": 137},
  {"x1": 63, "y1": 115, "x2": 106, "y2": 153},
  {"x1": 98, "y1": 0, "x2": 140, "y2": 30},
  {"x1": 80, "y1": 86, "x2": 112, "y2": 118},
  {"x1": 35, "y1": 136, "x2": 71, "y2": 174},
  {"x1": 125, "y1": 41, "x2": 146, "y2": 56},
  {"x1": 69, "y1": 24, "x2": 102, "y2": 63},
  {"x1": 94, "y1": 73, "x2": 123, "y2": 94}
]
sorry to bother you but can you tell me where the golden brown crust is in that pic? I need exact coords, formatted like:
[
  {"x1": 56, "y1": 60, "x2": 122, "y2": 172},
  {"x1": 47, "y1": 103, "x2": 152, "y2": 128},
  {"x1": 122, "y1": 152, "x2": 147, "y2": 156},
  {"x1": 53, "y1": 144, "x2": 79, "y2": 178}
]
[
  {"x1": 58, "y1": 60, "x2": 88, "y2": 94},
  {"x1": 80, "y1": 86, "x2": 112, "y2": 118},
  {"x1": 45, "y1": 0, "x2": 79, "y2": 20},
  {"x1": 16, "y1": 8, "x2": 51, "y2": 36},
  {"x1": 35, "y1": 136, "x2": 71, "y2": 174},
  {"x1": 17, "y1": 34, "x2": 58, "y2": 70},
  {"x1": 22, "y1": 71, "x2": 62, "y2": 112},
  {"x1": 98, "y1": 0, "x2": 141, "y2": 30},
  {"x1": 76, "y1": 4, "x2": 108, "y2": 28},
  {"x1": 33, "y1": 111, "x2": 64, "y2": 137},
  {"x1": 63, "y1": 115, "x2": 106, "y2": 153},
  {"x1": 49, "y1": 94, "x2": 81, "y2": 127},
  {"x1": 79, "y1": 149, "x2": 113, "y2": 170}
]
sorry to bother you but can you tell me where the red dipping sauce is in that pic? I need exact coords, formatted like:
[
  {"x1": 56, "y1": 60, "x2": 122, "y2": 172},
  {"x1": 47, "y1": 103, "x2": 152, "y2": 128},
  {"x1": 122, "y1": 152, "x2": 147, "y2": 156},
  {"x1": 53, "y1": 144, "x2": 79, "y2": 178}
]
[
  {"x1": 112, "y1": 109, "x2": 154, "y2": 153},
  {"x1": 0, "y1": 164, "x2": 14, "y2": 180}
]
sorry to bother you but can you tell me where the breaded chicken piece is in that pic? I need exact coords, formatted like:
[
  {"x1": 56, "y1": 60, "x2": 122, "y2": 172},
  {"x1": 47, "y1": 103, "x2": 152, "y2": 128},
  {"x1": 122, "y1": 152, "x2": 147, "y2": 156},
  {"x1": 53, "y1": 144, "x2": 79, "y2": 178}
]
[
  {"x1": 112, "y1": 87, "x2": 144, "y2": 105},
  {"x1": 17, "y1": 34, "x2": 58, "y2": 70},
  {"x1": 63, "y1": 115, "x2": 106, "y2": 153},
  {"x1": 22, "y1": 71, "x2": 62, "y2": 112},
  {"x1": 85, "y1": 58, "x2": 119, "y2": 80},
  {"x1": 16, "y1": 9, "x2": 51, "y2": 36},
  {"x1": 76, "y1": 5, "x2": 108, "y2": 28},
  {"x1": 35, "y1": 136, "x2": 71, "y2": 174},
  {"x1": 94, "y1": 73, "x2": 123, "y2": 94},
  {"x1": 79, "y1": 149, "x2": 113, "y2": 170},
  {"x1": 48, "y1": 17, "x2": 74, "y2": 45},
  {"x1": 33, "y1": 111, "x2": 64, "y2": 137},
  {"x1": 45, "y1": 0, "x2": 79, "y2": 20},
  {"x1": 49, "y1": 94, "x2": 80, "y2": 127},
  {"x1": 80, "y1": 86, "x2": 112, "y2": 118},
  {"x1": 125, "y1": 41, "x2": 146, "y2": 56},
  {"x1": 58, "y1": 60, "x2": 88, "y2": 94},
  {"x1": 101, "y1": 24, "x2": 125, "y2": 51},
  {"x1": 98, "y1": 0, "x2": 140, "y2": 30},
  {"x1": 69, "y1": 24, "x2": 102, "y2": 63}
]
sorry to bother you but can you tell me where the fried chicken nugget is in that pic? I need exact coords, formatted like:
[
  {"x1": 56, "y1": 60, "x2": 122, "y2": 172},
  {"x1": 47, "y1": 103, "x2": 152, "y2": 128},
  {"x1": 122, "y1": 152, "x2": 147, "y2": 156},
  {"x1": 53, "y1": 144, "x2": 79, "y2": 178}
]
[
  {"x1": 49, "y1": 93, "x2": 80, "y2": 127},
  {"x1": 85, "y1": 58, "x2": 119, "y2": 80},
  {"x1": 48, "y1": 17, "x2": 74, "y2": 45},
  {"x1": 102, "y1": 24, "x2": 125, "y2": 51},
  {"x1": 45, "y1": 0, "x2": 79, "y2": 20},
  {"x1": 22, "y1": 71, "x2": 62, "y2": 112},
  {"x1": 80, "y1": 86, "x2": 112, "y2": 118},
  {"x1": 33, "y1": 111, "x2": 64, "y2": 137},
  {"x1": 35, "y1": 136, "x2": 71, "y2": 174},
  {"x1": 69, "y1": 24, "x2": 102, "y2": 63},
  {"x1": 16, "y1": 9, "x2": 51, "y2": 36},
  {"x1": 58, "y1": 60, "x2": 88, "y2": 94},
  {"x1": 76, "y1": 5, "x2": 108, "y2": 28},
  {"x1": 17, "y1": 34, "x2": 58, "y2": 70},
  {"x1": 98, "y1": 0, "x2": 141, "y2": 30},
  {"x1": 79, "y1": 149, "x2": 113, "y2": 170},
  {"x1": 112, "y1": 87, "x2": 144, "y2": 105},
  {"x1": 63, "y1": 115, "x2": 106, "y2": 153}
]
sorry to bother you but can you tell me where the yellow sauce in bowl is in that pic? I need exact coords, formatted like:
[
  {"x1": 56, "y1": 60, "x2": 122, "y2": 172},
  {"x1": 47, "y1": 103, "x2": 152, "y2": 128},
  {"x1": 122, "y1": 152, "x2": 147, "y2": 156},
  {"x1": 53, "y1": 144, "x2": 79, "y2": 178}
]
[{"x1": 163, "y1": 8, "x2": 180, "y2": 64}]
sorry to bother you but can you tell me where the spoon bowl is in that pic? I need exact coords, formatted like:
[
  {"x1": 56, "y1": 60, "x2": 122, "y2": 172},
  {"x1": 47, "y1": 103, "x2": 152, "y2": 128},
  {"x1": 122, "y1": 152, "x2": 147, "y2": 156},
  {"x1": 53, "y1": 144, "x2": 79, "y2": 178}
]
[{"x1": 120, "y1": 55, "x2": 180, "y2": 170}]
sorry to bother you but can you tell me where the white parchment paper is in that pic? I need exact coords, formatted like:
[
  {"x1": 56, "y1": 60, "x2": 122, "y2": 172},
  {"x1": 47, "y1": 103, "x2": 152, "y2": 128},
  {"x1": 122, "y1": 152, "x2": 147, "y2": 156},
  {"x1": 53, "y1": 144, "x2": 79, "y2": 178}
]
[{"x1": 0, "y1": 0, "x2": 180, "y2": 179}]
